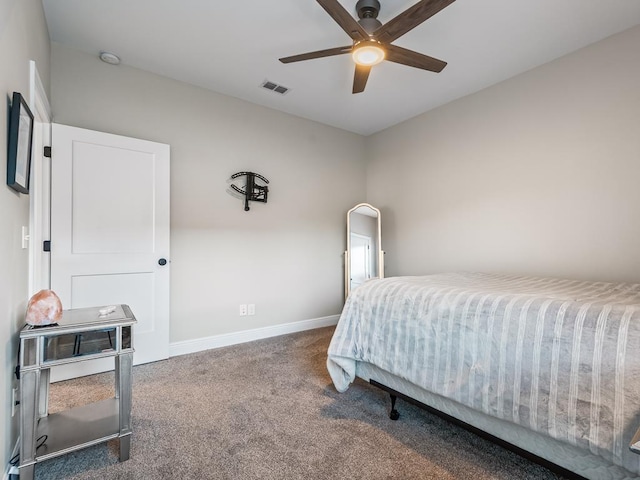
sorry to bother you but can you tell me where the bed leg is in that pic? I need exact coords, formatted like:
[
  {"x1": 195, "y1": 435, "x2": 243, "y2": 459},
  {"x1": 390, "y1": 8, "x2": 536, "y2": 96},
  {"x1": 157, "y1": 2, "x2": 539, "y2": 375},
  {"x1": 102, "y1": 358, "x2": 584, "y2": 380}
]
[{"x1": 389, "y1": 394, "x2": 400, "y2": 420}]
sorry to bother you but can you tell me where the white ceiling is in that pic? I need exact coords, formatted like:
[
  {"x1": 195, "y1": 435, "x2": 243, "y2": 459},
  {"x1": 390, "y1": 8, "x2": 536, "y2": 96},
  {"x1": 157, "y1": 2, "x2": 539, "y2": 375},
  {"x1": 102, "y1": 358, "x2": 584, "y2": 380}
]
[{"x1": 42, "y1": 0, "x2": 640, "y2": 136}]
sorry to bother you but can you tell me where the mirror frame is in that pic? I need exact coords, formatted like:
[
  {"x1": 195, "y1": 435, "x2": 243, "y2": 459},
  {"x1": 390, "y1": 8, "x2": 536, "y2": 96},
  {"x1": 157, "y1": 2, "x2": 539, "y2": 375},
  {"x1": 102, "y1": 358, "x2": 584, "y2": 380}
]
[{"x1": 345, "y1": 203, "x2": 384, "y2": 299}]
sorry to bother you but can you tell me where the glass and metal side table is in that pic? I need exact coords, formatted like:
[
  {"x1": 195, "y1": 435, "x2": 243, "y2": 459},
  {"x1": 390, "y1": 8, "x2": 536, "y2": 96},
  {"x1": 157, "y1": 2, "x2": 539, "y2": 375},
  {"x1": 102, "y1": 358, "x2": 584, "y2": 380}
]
[{"x1": 18, "y1": 305, "x2": 136, "y2": 480}]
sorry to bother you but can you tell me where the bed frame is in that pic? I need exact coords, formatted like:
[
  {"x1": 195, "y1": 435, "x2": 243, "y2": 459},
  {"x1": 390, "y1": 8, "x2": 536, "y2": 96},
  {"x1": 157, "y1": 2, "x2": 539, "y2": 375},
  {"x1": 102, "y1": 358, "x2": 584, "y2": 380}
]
[
  {"x1": 369, "y1": 379, "x2": 587, "y2": 480},
  {"x1": 352, "y1": 361, "x2": 637, "y2": 480}
]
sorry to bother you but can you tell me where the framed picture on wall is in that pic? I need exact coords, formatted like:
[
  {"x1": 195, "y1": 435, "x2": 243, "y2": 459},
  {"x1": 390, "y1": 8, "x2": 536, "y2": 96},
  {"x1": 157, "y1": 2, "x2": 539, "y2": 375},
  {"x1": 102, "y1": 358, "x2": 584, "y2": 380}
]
[{"x1": 7, "y1": 91, "x2": 34, "y2": 194}]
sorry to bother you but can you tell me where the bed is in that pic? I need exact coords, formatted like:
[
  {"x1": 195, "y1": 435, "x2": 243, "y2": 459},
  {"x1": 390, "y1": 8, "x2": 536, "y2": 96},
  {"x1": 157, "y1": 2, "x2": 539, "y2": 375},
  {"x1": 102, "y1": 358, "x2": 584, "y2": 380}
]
[{"x1": 327, "y1": 273, "x2": 640, "y2": 479}]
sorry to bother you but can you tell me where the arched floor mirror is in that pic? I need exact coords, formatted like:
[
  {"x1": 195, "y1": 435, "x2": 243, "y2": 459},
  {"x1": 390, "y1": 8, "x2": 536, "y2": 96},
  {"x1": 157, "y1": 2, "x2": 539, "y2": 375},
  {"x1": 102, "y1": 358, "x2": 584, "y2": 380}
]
[{"x1": 345, "y1": 203, "x2": 383, "y2": 299}]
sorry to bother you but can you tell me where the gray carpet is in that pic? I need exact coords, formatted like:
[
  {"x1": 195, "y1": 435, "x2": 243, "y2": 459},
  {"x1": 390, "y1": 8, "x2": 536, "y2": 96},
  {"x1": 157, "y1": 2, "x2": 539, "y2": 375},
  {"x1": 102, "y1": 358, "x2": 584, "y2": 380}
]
[{"x1": 34, "y1": 326, "x2": 563, "y2": 479}]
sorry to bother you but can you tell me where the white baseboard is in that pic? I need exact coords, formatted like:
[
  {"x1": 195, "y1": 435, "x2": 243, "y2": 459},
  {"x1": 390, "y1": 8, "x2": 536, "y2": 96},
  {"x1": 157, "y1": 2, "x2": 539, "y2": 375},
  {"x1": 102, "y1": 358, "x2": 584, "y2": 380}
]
[{"x1": 169, "y1": 314, "x2": 339, "y2": 358}]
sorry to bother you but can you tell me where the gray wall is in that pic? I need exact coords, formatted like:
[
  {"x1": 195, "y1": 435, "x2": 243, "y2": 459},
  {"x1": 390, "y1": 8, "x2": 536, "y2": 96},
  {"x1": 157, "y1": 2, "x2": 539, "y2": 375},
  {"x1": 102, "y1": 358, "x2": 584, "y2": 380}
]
[
  {"x1": 0, "y1": 0, "x2": 50, "y2": 469},
  {"x1": 50, "y1": 44, "x2": 366, "y2": 343},
  {"x1": 366, "y1": 25, "x2": 640, "y2": 284}
]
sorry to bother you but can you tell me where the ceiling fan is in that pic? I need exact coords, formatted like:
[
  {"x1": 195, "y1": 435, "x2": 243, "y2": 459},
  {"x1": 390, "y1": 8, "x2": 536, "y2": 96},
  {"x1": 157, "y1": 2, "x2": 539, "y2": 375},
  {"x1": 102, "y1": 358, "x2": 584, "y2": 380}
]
[{"x1": 279, "y1": 0, "x2": 456, "y2": 94}]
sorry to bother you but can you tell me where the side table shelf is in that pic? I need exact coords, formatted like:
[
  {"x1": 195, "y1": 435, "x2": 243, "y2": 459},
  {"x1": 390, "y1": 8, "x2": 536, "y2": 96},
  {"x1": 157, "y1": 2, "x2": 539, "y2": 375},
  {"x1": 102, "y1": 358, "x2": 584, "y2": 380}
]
[
  {"x1": 18, "y1": 305, "x2": 136, "y2": 480},
  {"x1": 35, "y1": 398, "x2": 121, "y2": 462}
]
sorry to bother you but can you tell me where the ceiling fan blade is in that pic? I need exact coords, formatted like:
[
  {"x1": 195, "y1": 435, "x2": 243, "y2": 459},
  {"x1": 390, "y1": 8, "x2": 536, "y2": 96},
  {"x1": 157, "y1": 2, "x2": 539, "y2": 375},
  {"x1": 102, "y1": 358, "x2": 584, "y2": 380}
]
[
  {"x1": 353, "y1": 64, "x2": 371, "y2": 94},
  {"x1": 384, "y1": 44, "x2": 447, "y2": 72},
  {"x1": 374, "y1": 0, "x2": 456, "y2": 44},
  {"x1": 280, "y1": 45, "x2": 352, "y2": 64},
  {"x1": 316, "y1": 0, "x2": 370, "y2": 41}
]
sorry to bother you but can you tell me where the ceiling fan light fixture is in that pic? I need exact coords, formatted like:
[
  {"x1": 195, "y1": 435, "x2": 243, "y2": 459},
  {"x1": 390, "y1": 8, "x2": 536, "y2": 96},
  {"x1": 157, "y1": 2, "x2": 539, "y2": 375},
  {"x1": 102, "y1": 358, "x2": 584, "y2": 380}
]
[{"x1": 352, "y1": 43, "x2": 385, "y2": 66}]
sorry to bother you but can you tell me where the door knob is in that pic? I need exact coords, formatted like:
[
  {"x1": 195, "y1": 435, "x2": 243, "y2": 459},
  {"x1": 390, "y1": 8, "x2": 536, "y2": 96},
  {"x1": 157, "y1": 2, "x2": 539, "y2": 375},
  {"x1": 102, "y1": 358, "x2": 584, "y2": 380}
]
[{"x1": 158, "y1": 258, "x2": 167, "y2": 266}]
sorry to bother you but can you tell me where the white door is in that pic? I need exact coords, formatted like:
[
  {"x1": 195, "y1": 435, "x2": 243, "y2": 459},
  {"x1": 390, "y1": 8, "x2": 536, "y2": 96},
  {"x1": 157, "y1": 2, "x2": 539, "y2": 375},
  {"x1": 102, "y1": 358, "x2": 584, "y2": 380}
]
[
  {"x1": 50, "y1": 124, "x2": 170, "y2": 381},
  {"x1": 350, "y1": 233, "x2": 371, "y2": 291}
]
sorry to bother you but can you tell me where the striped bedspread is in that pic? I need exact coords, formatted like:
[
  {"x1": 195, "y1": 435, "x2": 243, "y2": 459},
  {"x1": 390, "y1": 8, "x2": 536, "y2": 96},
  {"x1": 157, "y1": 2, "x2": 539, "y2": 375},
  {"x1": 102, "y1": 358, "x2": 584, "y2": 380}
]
[{"x1": 327, "y1": 273, "x2": 640, "y2": 473}]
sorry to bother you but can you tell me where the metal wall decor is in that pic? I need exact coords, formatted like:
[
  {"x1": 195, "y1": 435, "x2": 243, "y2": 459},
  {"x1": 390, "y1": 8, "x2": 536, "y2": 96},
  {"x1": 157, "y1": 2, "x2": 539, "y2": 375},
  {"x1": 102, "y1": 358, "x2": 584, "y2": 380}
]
[{"x1": 230, "y1": 171, "x2": 269, "y2": 211}]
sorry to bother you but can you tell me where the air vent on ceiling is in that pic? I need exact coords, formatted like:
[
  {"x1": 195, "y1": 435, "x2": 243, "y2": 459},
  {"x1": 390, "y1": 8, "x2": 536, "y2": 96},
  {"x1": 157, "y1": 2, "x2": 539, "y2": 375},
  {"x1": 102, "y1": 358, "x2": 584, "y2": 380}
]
[{"x1": 261, "y1": 80, "x2": 290, "y2": 95}]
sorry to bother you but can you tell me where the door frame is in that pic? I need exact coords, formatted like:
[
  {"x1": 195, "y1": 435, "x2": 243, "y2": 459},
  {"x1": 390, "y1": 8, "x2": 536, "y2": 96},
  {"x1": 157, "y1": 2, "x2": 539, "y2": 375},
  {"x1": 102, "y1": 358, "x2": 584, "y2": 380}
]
[{"x1": 28, "y1": 60, "x2": 52, "y2": 295}]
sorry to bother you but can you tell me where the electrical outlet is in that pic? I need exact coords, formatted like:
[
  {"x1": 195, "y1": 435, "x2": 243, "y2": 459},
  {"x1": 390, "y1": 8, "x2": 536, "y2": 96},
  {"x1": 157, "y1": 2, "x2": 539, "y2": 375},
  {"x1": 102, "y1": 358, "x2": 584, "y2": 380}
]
[
  {"x1": 11, "y1": 387, "x2": 18, "y2": 417},
  {"x1": 239, "y1": 304, "x2": 247, "y2": 316},
  {"x1": 248, "y1": 304, "x2": 255, "y2": 316}
]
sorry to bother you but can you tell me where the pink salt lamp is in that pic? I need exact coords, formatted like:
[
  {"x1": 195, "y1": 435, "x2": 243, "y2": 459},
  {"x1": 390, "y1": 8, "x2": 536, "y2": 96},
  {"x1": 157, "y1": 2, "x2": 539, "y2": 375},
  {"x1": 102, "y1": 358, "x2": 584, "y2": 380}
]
[{"x1": 25, "y1": 290, "x2": 63, "y2": 326}]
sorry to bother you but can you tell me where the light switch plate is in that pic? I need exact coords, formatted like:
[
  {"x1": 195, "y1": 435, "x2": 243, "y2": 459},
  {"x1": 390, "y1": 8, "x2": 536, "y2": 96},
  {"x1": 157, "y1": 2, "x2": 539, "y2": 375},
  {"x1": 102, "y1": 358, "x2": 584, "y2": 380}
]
[
  {"x1": 21, "y1": 226, "x2": 29, "y2": 249},
  {"x1": 11, "y1": 387, "x2": 18, "y2": 417}
]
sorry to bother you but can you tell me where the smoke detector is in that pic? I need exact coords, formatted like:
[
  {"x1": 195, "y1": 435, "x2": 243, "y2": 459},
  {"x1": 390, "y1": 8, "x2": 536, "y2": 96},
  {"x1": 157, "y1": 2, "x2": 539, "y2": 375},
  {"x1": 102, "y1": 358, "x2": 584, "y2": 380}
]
[{"x1": 99, "y1": 51, "x2": 121, "y2": 65}]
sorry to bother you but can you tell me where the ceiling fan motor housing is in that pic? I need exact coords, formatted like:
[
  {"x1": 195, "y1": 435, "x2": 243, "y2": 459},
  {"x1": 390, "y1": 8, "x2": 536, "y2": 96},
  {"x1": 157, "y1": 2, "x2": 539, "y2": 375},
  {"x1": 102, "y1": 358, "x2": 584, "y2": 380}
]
[
  {"x1": 356, "y1": 0, "x2": 381, "y2": 34},
  {"x1": 358, "y1": 17, "x2": 382, "y2": 34},
  {"x1": 356, "y1": 0, "x2": 380, "y2": 19}
]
